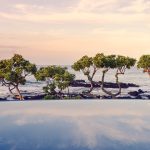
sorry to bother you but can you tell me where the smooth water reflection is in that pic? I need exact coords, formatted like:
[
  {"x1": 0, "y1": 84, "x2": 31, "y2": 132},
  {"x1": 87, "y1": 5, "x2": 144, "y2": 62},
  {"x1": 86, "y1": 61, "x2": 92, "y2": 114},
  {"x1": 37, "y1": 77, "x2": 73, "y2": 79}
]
[{"x1": 0, "y1": 101, "x2": 150, "y2": 150}]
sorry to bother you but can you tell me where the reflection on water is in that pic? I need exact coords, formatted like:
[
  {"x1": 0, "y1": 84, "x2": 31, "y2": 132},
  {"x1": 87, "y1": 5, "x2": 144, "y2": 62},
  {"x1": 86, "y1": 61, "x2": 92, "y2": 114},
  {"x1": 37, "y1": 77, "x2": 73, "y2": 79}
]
[{"x1": 0, "y1": 101, "x2": 150, "y2": 150}]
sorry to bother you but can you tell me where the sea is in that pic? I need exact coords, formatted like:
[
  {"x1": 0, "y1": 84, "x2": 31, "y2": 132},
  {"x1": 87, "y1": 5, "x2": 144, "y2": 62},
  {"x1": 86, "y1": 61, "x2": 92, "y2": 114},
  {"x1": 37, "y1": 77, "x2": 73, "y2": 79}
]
[
  {"x1": 0, "y1": 100, "x2": 150, "y2": 149},
  {"x1": 0, "y1": 66, "x2": 149, "y2": 98}
]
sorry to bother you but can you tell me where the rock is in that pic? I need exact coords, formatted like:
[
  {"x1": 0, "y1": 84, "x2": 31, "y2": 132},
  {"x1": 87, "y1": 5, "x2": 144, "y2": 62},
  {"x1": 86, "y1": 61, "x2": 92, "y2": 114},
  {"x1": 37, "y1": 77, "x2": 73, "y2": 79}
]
[
  {"x1": 141, "y1": 95, "x2": 150, "y2": 100},
  {"x1": 138, "y1": 89, "x2": 145, "y2": 94},
  {"x1": 128, "y1": 89, "x2": 146, "y2": 98},
  {"x1": 128, "y1": 83, "x2": 139, "y2": 88},
  {"x1": 75, "y1": 80, "x2": 86, "y2": 83},
  {"x1": 24, "y1": 94, "x2": 46, "y2": 100},
  {"x1": 117, "y1": 96, "x2": 134, "y2": 99},
  {"x1": 135, "y1": 95, "x2": 142, "y2": 99},
  {"x1": 100, "y1": 95, "x2": 112, "y2": 99},
  {"x1": 70, "y1": 80, "x2": 139, "y2": 89},
  {"x1": 80, "y1": 93, "x2": 97, "y2": 99},
  {"x1": 96, "y1": 95, "x2": 101, "y2": 99},
  {"x1": 128, "y1": 91, "x2": 139, "y2": 97},
  {"x1": 0, "y1": 97, "x2": 7, "y2": 101}
]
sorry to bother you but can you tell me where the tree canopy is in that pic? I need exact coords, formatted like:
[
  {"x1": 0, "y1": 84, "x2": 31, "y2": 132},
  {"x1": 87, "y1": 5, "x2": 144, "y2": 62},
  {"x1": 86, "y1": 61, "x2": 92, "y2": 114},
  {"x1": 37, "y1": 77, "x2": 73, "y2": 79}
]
[
  {"x1": 95, "y1": 54, "x2": 136, "y2": 98},
  {"x1": 0, "y1": 52, "x2": 148, "y2": 100},
  {"x1": 72, "y1": 55, "x2": 98, "y2": 93},
  {"x1": 54, "y1": 71, "x2": 75, "y2": 92},
  {"x1": 35, "y1": 66, "x2": 67, "y2": 82},
  {"x1": 35, "y1": 66, "x2": 75, "y2": 99},
  {"x1": 0, "y1": 54, "x2": 37, "y2": 100},
  {"x1": 137, "y1": 55, "x2": 150, "y2": 76}
]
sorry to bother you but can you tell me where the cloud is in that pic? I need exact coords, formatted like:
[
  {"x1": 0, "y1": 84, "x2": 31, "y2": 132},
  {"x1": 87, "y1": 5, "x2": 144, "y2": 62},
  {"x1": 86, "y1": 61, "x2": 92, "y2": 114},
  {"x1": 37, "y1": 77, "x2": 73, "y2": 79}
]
[
  {"x1": 0, "y1": 45, "x2": 23, "y2": 49},
  {"x1": 0, "y1": 11, "x2": 149, "y2": 26},
  {"x1": 0, "y1": 0, "x2": 80, "y2": 14},
  {"x1": 0, "y1": 0, "x2": 150, "y2": 64},
  {"x1": 118, "y1": 0, "x2": 150, "y2": 13},
  {"x1": 0, "y1": 0, "x2": 150, "y2": 22},
  {"x1": 14, "y1": 3, "x2": 43, "y2": 14},
  {"x1": 0, "y1": 0, "x2": 150, "y2": 31},
  {"x1": 74, "y1": 0, "x2": 119, "y2": 12},
  {"x1": 74, "y1": 0, "x2": 150, "y2": 13}
]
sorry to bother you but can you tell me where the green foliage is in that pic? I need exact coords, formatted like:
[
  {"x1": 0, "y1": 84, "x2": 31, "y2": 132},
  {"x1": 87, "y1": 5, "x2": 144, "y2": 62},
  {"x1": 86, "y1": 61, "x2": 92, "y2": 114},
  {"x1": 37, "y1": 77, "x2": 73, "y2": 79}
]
[
  {"x1": 116, "y1": 56, "x2": 136, "y2": 69},
  {"x1": 94, "y1": 54, "x2": 136, "y2": 98},
  {"x1": 0, "y1": 54, "x2": 37, "y2": 100},
  {"x1": 72, "y1": 55, "x2": 93, "y2": 75},
  {"x1": 93, "y1": 53, "x2": 136, "y2": 70},
  {"x1": 44, "y1": 95, "x2": 57, "y2": 100},
  {"x1": 72, "y1": 55, "x2": 98, "y2": 93},
  {"x1": 35, "y1": 66, "x2": 66, "y2": 81},
  {"x1": 43, "y1": 83, "x2": 56, "y2": 95},
  {"x1": 74, "y1": 95, "x2": 81, "y2": 99},
  {"x1": 36, "y1": 66, "x2": 75, "y2": 95},
  {"x1": 137, "y1": 55, "x2": 150, "y2": 70},
  {"x1": 61, "y1": 95, "x2": 81, "y2": 100},
  {"x1": 103, "y1": 55, "x2": 117, "y2": 68},
  {"x1": 63, "y1": 96, "x2": 70, "y2": 100},
  {"x1": 54, "y1": 71, "x2": 75, "y2": 91},
  {"x1": 126, "y1": 57, "x2": 136, "y2": 69},
  {"x1": 93, "y1": 53, "x2": 105, "y2": 68},
  {"x1": 0, "y1": 54, "x2": 37, "y2": 85}
]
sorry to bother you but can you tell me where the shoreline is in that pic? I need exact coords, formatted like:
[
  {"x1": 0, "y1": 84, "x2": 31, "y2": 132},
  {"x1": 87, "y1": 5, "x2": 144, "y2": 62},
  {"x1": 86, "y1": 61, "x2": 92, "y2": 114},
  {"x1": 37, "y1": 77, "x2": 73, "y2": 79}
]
[
  {"x1": 0, "y1": 89, "x2": 150, "y2": 101},
  {"x1": 0, "y1": 80, "x2": 150, "y2": 101}
]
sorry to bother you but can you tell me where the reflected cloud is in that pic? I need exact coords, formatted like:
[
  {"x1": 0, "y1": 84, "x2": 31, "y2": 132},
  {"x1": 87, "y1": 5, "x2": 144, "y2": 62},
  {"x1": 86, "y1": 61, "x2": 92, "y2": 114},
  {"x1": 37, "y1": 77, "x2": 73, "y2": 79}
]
[
  {"x1": 4, "y1": 102, "x2": 150, "y2": 117},
  {"x1": 0, "y1": 101, "x2": 150, "y2": 150}
]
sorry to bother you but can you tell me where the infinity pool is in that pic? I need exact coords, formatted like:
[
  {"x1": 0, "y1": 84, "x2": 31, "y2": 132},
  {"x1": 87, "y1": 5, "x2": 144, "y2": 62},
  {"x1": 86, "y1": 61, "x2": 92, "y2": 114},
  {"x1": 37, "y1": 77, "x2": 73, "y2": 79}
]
[{"x1": 0, "y1": 100, "x2": 150, "y2": 150}]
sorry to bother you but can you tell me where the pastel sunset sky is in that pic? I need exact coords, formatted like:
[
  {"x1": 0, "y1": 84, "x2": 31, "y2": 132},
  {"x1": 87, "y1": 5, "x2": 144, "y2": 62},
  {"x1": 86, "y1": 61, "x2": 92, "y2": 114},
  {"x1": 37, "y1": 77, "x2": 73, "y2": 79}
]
[{"x1": 0, "y1": 0, "x2": 150, "y2": 65}]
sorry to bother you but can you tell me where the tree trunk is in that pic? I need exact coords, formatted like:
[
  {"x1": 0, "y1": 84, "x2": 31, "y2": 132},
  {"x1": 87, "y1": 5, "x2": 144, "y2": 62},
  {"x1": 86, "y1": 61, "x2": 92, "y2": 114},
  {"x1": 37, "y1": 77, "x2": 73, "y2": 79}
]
[
  {"x1": 101, "y1": 69, "x2": 121, "y2": 99},
  {"x1": 58, "y1": 90, "x2": 63, "y2": 99},
  {"x1": 87, "y1": 75, "x2": 94, "y2": 93},
  {"x1": 15, "y1": 86, "x2": 24, "y2": 100},
  {"x1": 89, "y1": 68, "x2": 97, "y2": 93},
  {"x1": 148, "y1": 68, "x2": 150, "y2": 77},
  {"x1": 67, "y1": 87, "x2": 70, "y2": 98},
  {"x1": 8, "y1": 85, "x2": 24, "y2": 100},
  {"x1": 8, "y1": 85, "x2": 16, "y2": 96},
  {"x1": 114, "y1": 72, "x2": 122, "y2": 97},
  {"x1": 89, "y1": 80, "x2": 94, "y2": 93}
]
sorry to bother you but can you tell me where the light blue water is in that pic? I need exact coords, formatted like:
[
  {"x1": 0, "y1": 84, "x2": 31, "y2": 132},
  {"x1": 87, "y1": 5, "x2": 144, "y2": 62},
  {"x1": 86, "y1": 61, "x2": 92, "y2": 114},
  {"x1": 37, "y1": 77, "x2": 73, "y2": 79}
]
[
  {"x1": 0, "y1": 101, "x2": 150, "y2": 150},
  {"x1": 0, "y1": 67, "x2": 149, "y2": 97}
]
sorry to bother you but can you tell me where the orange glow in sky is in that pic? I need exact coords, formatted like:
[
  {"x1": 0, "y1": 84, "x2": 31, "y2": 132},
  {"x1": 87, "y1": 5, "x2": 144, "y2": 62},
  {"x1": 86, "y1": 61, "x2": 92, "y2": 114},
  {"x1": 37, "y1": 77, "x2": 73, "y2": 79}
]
[{"x1": 0, "y1": 0, "x2": 150, "y2": 64}]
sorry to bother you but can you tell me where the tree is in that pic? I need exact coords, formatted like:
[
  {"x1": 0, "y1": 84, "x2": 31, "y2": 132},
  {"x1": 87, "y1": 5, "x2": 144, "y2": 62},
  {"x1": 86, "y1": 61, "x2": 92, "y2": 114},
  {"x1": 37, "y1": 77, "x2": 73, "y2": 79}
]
[
  {"x1": 43, "y1": 83, "x2": 56, "y2": 96},
  {"x1": 35, "y1": 66, "x2": 66, "y2": 85},
  {"x1": 94, "y1": 54, "x2": 136, "y2": 98},
  {"x1": 137, "y1": 55, "x2": 150, "y2": 76},
  {"x1": 54, "y1": 71, "x2": 75, "y2": 93},
  {"x1": 72, "y1": 55, "x2": 98, "y2": 93},
  {"x1": 35, "y1": 66, "x2": 75, "y2": 99},
  {"x1": 35, "y1": 66, "x2": 66, "y2": 95},
  {"x1": 0, "y1": 54, "x2": 37, "y2": 100}
]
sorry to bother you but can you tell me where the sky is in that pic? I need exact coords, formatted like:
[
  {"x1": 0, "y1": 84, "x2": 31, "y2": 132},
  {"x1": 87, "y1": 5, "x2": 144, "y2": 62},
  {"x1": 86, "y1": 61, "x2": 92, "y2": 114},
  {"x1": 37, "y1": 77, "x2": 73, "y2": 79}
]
[{"x1": 0, "y1": 0, "x2": 150, "y2": 65}]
